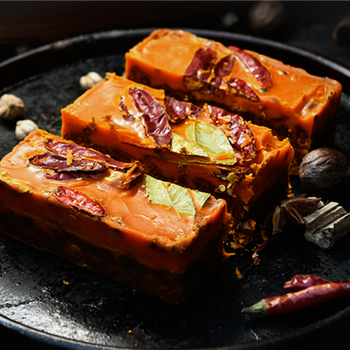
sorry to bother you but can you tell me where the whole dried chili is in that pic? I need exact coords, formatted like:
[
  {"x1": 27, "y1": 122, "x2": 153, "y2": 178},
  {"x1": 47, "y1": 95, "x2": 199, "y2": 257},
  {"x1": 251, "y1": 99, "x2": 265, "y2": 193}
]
[
  {"x1": 29, "y1": 152, "x2": 108, "y2": 174},
  {"x1": 208, "y1": 105, "x2": 257, "y2": 162},
  {"x1": 184, "y1": 47, "x2": 216, "y2": 90},
  {"x1": 284, "y1": 274, "x2": 331, "y2": 291},
  {"x1": 242, "y1": 276, "x2": 350, "y2": 317},
  {"x1": 228, "y1": 45, "x2": 272, "y2": 89},
  {"x1": 210, "y1": 54, "x2": 235, "y2": 88},
  {"x1": 45, "y1": 139, "x2": 135, "y2": 171},
  {"x1": 129, "y1": 87, "x2": 172, "y2": 148},
  {"x1": 53, "y1": 186, "x2": 107, "y2": 217},
  {"x1": 226, "y1": 77, "x2": 259, "y2": 102},
  {"x1": 165, "y1": 97, "x2": 202, "y2": 124}
]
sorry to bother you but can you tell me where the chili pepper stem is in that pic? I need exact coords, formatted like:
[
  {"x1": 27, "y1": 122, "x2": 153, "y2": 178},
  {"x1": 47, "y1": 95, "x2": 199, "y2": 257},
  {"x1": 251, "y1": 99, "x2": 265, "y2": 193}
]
[{"x1": 242, "y1": 299, "x2": 267, "y2": 316}]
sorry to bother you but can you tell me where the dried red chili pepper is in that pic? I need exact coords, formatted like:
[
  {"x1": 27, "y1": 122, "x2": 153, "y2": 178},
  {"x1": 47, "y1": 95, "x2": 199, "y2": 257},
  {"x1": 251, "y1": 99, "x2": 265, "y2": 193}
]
[
  {"x1": 243, "y1": 280, "x2": 350, "y2": 316},
  {"x1": 226, "y1": 77, "x2": 259, "y2": 102},
  {"x1": 45, "y1": 171, "x2": 76, "y2": 181},
  {"x1": 29, "y1": 153, "x2": 108, "y2": 174},
  {"x1": 165, "y1": 97, "x2": 202, "y2": 124},
  {"x1": 228, "y1": 45, "x2": 272, "y2": 89},
  {"x1": 209, "y1": 105, "x2": 256, "y2": 162},
  {"x1": 53, "y1": 186, "x2": 107, "y2": 217},
  {"x1": 284, "y1": 274, "x2": 331, "y2": 292},
  {"x1": 119, "y1": 97, "x2": 135, "y2": 122},
  {"x1": 45, "y1": 139, "x2": 134, "y2": 171},
  {"x1": 211, "y1": 54, "x2": 235, "y2": 88},
  {"x1": 184, "y1": 47, "x2": 216, "y2": 90},
  {"x1": 129, "y1": 87, "x2": 172, "y2": 148}
]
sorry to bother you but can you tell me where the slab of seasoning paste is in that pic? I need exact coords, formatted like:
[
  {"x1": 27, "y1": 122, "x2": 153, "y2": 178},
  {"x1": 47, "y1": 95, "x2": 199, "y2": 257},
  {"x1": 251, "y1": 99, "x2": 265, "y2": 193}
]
[
  {"x1": 0, "y1": 129, "x2": 230, "y2": 304},
  {"x1": 124, "y1": 29, "x2": 342, "y2": 174},
  {"x1": 61, "y1": 74, "x2": 294, "y2": 246}
]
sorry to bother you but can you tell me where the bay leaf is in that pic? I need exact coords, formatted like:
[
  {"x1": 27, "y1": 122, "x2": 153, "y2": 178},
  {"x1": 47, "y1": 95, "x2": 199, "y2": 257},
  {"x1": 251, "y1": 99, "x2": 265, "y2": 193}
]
[
  {"x1": 145, "y1": 175, "x2": 210, "y2": 215},
  {"x1": 171, "y1": 132, "x2": 208, "y2": 157},
  {"x1": 191, "y1": 190, "x2": 211, "y2": 208},
  {"x1": 183, "y1": 121, "x2": 237, "y2": 165}
]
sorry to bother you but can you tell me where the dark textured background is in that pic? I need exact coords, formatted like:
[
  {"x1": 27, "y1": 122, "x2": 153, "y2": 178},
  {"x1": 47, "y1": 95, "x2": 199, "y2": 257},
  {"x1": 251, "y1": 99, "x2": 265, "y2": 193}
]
[
  {"x1": 1, "y1": 2, "x2": 350, "y2": 349},
  {"x1": 1, "y1": 1, "x2": 350, "y2": 69}
]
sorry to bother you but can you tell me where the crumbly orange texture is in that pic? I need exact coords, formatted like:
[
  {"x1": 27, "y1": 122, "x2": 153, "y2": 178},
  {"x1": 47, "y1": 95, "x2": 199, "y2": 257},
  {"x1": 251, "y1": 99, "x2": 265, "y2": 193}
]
[{"x1": 125, "y1": 29, "x2": 342, "y2": 174}]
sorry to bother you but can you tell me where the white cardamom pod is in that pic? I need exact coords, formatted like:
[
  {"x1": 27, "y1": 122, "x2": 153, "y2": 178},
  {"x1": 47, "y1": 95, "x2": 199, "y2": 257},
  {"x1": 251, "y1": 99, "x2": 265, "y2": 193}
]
[
  {"x1": 15, "y1": 119, "x2": 38, "y2": 141},
  {"x1": 79, "y1": 72, "x2": 103, "y2": 90}
]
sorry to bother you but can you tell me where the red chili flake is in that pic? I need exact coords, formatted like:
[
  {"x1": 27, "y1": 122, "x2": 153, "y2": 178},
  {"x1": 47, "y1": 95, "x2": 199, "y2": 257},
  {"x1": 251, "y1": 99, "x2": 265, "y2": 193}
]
[
  {"x1": 209, "y1": 105, "x2": 257, "y2": 162},
  {"x1": 29, "y1": 153, "x2": 108, "y2": 174},
  {"x1": 226, "y1": 77, "x2": 259, "y2": 102},
  {"x1": 228, "y1": 45, "x2": 272, "y2": 89},
  {"x1": 53, "y1": 186, "x2": 107, "y2": 217},
  {"x1": 119, "y1": 97, "x2": 135, "y2": 122},
  {"x1": 184, "y1": 47, "x2": 216, "y2": 90},
  {"x1": 211, "y1": 54, "x2": 235, "y2": 88},
  {"x1": 45, "y1": 139, "x2": 135, "y2": 171},
  {"x1": 165, "y1": 97, "x2": 202, "y2": 124},
  {"x1": 129, "y1": 87, "x2": 172, "y2": 148},
  {"x1": 284, "y1": 274, "x2": 331, "y2": 292}
]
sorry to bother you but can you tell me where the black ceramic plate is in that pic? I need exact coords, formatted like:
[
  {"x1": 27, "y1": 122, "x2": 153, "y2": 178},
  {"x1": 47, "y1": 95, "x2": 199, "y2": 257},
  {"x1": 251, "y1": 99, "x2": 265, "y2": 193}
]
[{"x1": 1, "y1": 29, "x2": 350, "y2": 350}]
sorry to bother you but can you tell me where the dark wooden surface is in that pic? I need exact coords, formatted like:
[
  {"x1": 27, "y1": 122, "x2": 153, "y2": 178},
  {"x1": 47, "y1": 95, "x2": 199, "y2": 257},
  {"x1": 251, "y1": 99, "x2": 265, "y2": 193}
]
[{"x1": 1, "y1": 1, "x2": 350, "y2": 349}]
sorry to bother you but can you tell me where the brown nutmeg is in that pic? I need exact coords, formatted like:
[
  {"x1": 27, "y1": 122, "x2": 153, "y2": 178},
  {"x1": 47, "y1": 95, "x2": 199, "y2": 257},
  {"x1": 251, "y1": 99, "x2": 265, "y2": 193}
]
[{"x1": 299, "y1": 148, "x2": 350, "y2": 193}]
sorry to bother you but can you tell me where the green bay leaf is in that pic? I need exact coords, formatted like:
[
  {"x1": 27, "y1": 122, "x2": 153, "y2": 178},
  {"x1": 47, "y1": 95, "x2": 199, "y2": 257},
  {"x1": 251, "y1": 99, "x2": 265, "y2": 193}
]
[
  {"x1": 144, "y1": 175, "x2": 173, "y2": 207},
  {"x1": 171, "y1": 132, "x2": 208, "y2": 157},
  {"x1": 167, "y1": 183, "x2": 195, "y2": 215},
  {"x1": 144, "y1": 175, "x2": 210, "y2": 215},
  {"x1": 191, "y1": 190, "x2": 211, "y2": 208},
  {"x1": 172, "y1": 121, "x2": 236, "y2": 165},
  {"x1": 194, "y1": 122, "x2": 235, "y2": 161}
]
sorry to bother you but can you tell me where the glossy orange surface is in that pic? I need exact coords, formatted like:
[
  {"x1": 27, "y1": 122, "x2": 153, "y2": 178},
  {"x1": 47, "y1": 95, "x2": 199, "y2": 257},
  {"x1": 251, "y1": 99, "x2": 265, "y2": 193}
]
[
  {"x1": 61, "y1": 74, "x2": 294, "y2": 246},
  {"x1": 124, "y1": 29, "x2": 342, "y2": 172},
  {"x1": 0, "y1": 130, "x2": 229, "y2": 274}
]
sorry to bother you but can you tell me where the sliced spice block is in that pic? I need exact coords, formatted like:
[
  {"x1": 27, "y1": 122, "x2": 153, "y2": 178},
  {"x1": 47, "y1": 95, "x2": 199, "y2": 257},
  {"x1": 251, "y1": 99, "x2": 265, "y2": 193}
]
[
  {"x1": 61, "y1": 74, "x2": 294, "y2": 245},
  {"x1": 0, "y1": 129, "x2": 230, "y2": 304},
  {"x1": 124, "y1": 29, "x2": 342, "y2": 174}
]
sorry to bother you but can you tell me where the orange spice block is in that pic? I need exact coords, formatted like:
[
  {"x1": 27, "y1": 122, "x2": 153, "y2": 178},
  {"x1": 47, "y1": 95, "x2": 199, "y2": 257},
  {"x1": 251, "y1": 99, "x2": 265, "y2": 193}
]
[
  {"x1": 61, "y1": 74, "x2": 294, "y2": 243},
  {"x1": 125, "y1": 29, "x2": 342, "y2": 174},
  {"x1": 0, "y1": 129, "x2": 230, "y2": 304}
]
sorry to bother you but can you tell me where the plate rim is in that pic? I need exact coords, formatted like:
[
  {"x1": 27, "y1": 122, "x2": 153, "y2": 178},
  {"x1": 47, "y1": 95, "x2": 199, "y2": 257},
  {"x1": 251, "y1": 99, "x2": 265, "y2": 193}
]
[{"x1": 1, "y1": 27, "x2": 350, "y2": 92}]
